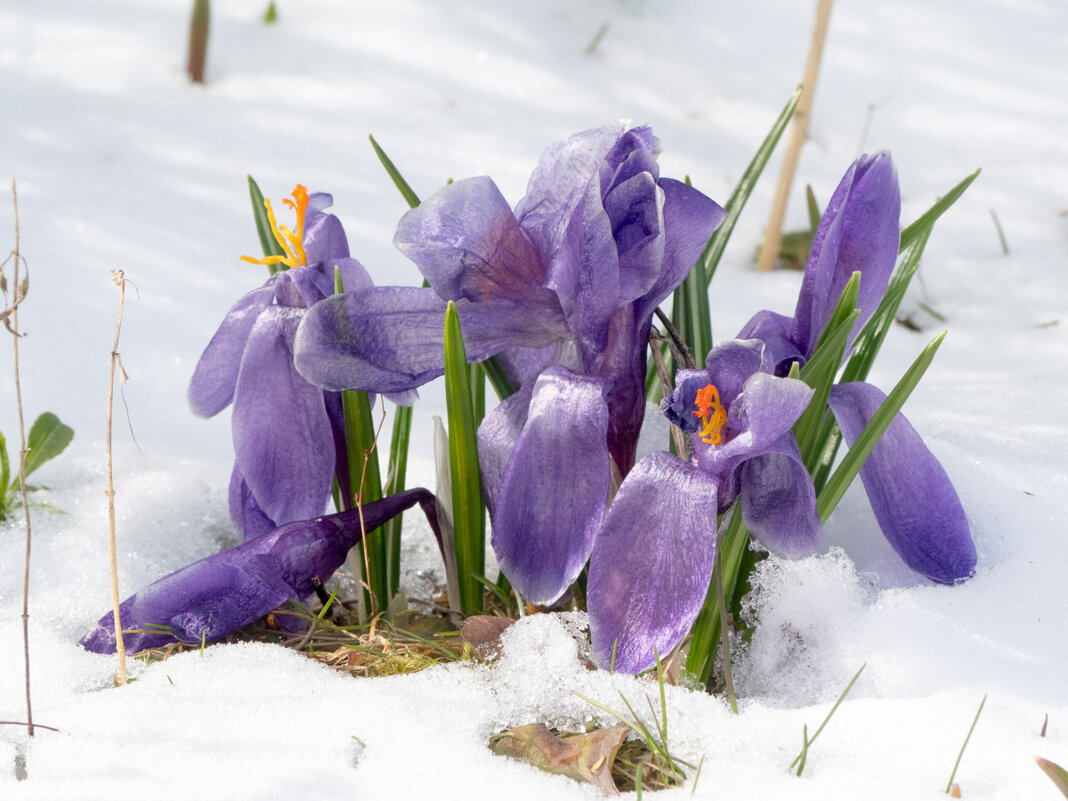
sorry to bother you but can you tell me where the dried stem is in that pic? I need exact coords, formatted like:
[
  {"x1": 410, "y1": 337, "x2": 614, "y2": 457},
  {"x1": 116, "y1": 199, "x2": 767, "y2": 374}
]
[
  {"x1": 756, "y1": 0, "x2": 834, "y2": 271},
  {"x1": 7, "y1": 179, "x2": 35, "y2": 737},
  {"x1": 106, "y1": 270, "x2": 130, "y2": 684},
  {"x1": 648, "y1": 328, "x2": 690, "y2": 461}
]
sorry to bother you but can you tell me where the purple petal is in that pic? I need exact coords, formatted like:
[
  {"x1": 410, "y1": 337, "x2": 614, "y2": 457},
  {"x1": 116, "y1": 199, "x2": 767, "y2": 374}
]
[
  {"x1": 636, "y1": 178, "x2": 727, "y2": 320},
  {"x1": 79, "y1": 490, "x2": 442, "y2": 654},
  {"x1": 738, "y1": 440, "x2": 822, "y2": 558},
  {"x1": 704, "y1": 338, "x2": 773, "y2": 410},
  {"x1": 491, "y1": 367, "x2": 611, "y2": 605},
  {"x1": 394, "y1": 176, "x2": 553, "y2": 305},
  {"x1": 476, "y1": 382, "x2": 534, "y2": 518},
  {"x1": 792, "y1": 152, "x2": 901, "y2": 358},
  {"x1": 303, "y1": 200, "x2": 350, "y2": 266},
  {"x1": 188, "y1": 283, "x2": 275, "y2": 418},
  {"x1": 294, "y1": 286, "x2": 564, "y2": 393},
  {"x1": 736, "y1": 310, "x2": 803, "y2": 376},
  {"x1": 603, "y1": 170, "x2": 664, "y2": 303},
  {"x1": 827, "y1": 382, "x2": 976, "y2": 584},
  {"x1": 587, "y1": 451, "x2": 719, "y2": 674},
  {"x1": 228, "y1": 464, "x2": 278, "y2": 541},
  {"x1": 232, "y1": 306, "x2": 333, "y2": 528},
  {"x1": 515, "y1": 123, "x2": 626, "y2": 257}
]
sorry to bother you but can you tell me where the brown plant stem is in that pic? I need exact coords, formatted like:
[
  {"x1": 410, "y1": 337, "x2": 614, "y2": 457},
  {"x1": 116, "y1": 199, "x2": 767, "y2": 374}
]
[
  {"x1": 756, "y1": 0, "x2": 834, "y2": 271},
  {"x1": 9, "y1": 179, "x2": 35, "y2": 737},
  {"x1": 106, "y1": 270, "x2": 129, "y2": 684}
]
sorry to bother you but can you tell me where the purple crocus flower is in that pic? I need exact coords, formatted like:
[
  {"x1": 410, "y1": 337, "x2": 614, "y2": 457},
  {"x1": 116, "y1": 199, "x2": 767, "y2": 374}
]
[
  {"x1": 739, "y1": 152, "x2": 976, "y2": 585},
  {"x1": 189, "y1": 185, "x2": 376, "y2": 540},
  {"x1": 295, "y1": 124, "x2": 726, "y2": 605},
  {"x1": 587, "y1": 338, "x2": 819, "y2": 673},
  {"x1": 79, "y1": 489, "x2": 442, "y2": 654}
]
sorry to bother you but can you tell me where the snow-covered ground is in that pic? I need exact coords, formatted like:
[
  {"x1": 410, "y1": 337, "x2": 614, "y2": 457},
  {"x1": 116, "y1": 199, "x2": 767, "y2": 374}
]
[{"x1": 1, "y1": 1, "x2": 1066, "y2": 798}]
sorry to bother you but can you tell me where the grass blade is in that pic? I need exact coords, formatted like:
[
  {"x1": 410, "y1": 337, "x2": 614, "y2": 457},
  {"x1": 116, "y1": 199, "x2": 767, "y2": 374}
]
[
  {"x1": 790, "y1": 663, "x2": 866, "y2": 775},
  {"x1": 699, "y1": 86, "x2": 803, "y2": 287},
  {"x1": 1036, "y1": 757, "x2": 1068, "y2": 799},
  {"x1": 899, "y1": 169, "x2": 980, "y2": 254},
  {"x1": 369, "y1": 134, "x2": 422, "y2": 209},
  {"x1": 444, "y1": 301, "x2": 485, "y2": 615},
  {"x1": 817, "y1": 331, "x2": 946, "y2": 523},
  {"x1": 945, "y1": 694, "x2": 986, "y2": 793}
]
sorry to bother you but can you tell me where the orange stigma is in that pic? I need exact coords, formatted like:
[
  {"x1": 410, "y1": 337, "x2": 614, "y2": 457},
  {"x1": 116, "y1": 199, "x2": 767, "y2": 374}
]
[
  {"x1": 692, "y1": 383, "x2": 727, "y2": 445},
  {"x1": 240, "y1": 184, "x2": 310, "y2": 269}
]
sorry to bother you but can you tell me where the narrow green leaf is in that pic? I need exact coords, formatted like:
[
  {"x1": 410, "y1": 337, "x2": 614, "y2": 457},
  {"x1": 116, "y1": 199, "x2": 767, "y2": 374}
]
[
  {"x1": 789, "y1": 664, "x2": 866, "y2": 775},
  {"x1": 585, "y1": 22, "x2": 610, "y2": 55},
  {"x1": 685, "y1": 505, "x2": 749, "y2": 684},
  {"x1": 382, "y1": 403, "x2": 414, "y2": 594},
  {"x1": 20, "y1": 412, "x2": 74, "y2": 484},
  {"x1": 369, "y1": 134, "x2": 422, "y2": 210},
  {"x1": 247, "y1": 175, "x2": 288, "y2": 275},
  {"x1": 945, "y1": 694, "x2": 986, "y2": 793},
  {"x1": 898, "y1": 169, "x2": 981, "y2": 254},
  {"x1": 793, "y1": 273, "x2": 861, "y2": 468},
  {"x1": 444, "y1": 301, "x2": 485, "y2": 615},
  {"x1": 700, "y1": 86, "x2": 803, "y2": 288},
  {"x1": 262, "y1": 1, "x2": 277, "y2": 23},
  {"x1": 805, "y1": 185, "x2": 821, "y2": 235},
  {"x1": 0, "y1": 430, "x2": 10, "y2": 502},
  {"x1": 480, "y1": 356, "x2": 517, "y2": 401},
  {"x1": 671, "y1": 252, "x2": 712, "y2": 374},
  {"x1": 817, "y1": 331, "x2": 947, "y2": 523}
]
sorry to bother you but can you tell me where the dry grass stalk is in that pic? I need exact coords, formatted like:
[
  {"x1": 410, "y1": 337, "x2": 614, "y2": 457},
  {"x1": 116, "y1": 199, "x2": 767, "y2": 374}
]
[
  {"x1": 756, "y1": 0, "x2": 835, "y2": 272},
  {"x1": 106, "y1": 270, "x2": 132, "y2": 684},
  {"x1": 4, "y1": 179, "x2": 36, "y2": 738}
]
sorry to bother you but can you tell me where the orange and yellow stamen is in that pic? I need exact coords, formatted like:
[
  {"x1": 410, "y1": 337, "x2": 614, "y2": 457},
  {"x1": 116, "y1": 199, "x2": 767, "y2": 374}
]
[
  {"x1": 693, "y1": 383, "x2": 727, "y2": 445},
  {"x1": 240, "y1": 184, "x2": 310, "y2": 269}
]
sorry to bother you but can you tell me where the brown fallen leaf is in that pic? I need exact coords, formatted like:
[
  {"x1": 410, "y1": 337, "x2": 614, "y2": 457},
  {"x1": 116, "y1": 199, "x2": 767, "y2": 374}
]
[
  {"x1": 489, "y1": 722, "x2": 630, "y2": 796},
  {"x1": 461, "y1": 615, "x2": 515, "y2": 659}
]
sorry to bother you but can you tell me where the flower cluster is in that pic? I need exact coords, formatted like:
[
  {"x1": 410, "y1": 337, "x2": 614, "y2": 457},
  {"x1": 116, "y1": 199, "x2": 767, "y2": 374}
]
[{"x1": 81, "y1": 126, "x2": 976, "y2": 677}]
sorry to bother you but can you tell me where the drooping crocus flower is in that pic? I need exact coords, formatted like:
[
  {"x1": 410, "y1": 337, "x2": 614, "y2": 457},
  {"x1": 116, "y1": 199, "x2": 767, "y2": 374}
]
[
  {"x1": 189, "y1": 185, "x2": 377, "y2": 540},
  {"x1": 79, "y1": 489, "x2": 442, "y2": 654},
  {"x1": 295, "y1": 124, "x2": 726, "y2": 605},
  {"x1": 738, "y1": 151, "x2": 976, "y2": 584},
  {"x1": 587, "y1": 338, "x2": 819, "y2": 673}
]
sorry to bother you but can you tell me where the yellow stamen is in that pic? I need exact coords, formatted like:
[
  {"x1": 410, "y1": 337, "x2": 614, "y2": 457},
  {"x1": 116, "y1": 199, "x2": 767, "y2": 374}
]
[
  {"x1": 240, "y1": 184, "x2": 310, "y2": 269},
  {"x1": 692, "y1": 383, "x2": 727, "y2": 445}
]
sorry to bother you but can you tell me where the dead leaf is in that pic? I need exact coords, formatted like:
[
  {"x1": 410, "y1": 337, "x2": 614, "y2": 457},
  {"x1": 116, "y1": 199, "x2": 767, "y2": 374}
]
[
  {"x1": 461, "y1": 615, "x2": 515, "y2": 659},
  {"x1": 490, "y1": 722, "x2": 629, "y2": 796}
]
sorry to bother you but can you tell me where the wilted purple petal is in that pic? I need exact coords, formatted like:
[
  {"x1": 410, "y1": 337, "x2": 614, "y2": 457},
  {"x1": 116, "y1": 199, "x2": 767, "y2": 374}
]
[
  {"x1": 79, "y1": 489, "x2": 442, "y2": 654},
  {"x1": 295, "y1": 286, "x2": 566, "y2": 393},
  {"x1": 827, "y1": 382, "x2": 976, "y2": 584},
  {"x1": 394, "y1": 176, "x2": 552, "y2": 304},
  {"x1": 232, "y1": 306, "x2": 334, "y2": 528},
  {"x1": 792, "y1": 152, "x2": 900, "y2": 358},
  {"x1": 738, "y1": 441, "x2": 821, "y2": 558},
  {"x1": 604, "y1": 170, "x2": 665, "y2": 303},
  {"x1": 587, "y1": 451, "x2": 720, "y2": 674},
  {"x1": 491, "y1": 367, "x2": 611, "y2": 605},
  {"x1": 303, "y1": 196, "x2": 350, "y2": 266},
  {"x1": 188, "y1": 284, "x2": 276, "y2": 418}
]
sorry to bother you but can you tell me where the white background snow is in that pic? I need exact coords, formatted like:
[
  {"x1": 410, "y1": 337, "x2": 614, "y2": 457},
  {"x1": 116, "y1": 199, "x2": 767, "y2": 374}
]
[{"x1": 1, "y1": 0, "x2": 1066, "y2": 798}]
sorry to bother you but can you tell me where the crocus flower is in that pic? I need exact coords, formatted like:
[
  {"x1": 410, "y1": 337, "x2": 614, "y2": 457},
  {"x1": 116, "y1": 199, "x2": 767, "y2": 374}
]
[
  {"x1": 79, "y1": 489, "x2": 442, "y2": 654},
  {"x1": 587, "y1": 338, "x2": 819, "y2": 673},
  {"x1": 739, "y1": 152, "x2": 976, "y2": 584},
  {"x1": 189, "y1": 185, "x2": 376, "y2": 540},
  {"x1": 296, "y1": 124, "x2": 725, "y2": 605}
]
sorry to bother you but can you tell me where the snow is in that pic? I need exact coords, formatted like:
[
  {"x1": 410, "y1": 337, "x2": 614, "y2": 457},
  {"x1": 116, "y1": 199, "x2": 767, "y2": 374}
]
[{"x1": 2, "y1": 0, "x2": 1067, "y2": 798}]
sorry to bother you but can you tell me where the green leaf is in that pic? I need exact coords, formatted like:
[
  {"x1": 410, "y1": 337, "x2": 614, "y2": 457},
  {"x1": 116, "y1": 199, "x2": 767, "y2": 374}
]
[
  {"x1": 670, "y1": 251, "x2": 712, "y2": 375},
  {"x1": 382, "y1": 402, "x2": 414, "y2": 594},
  {"x1": 247, "y1": 175, "x2": 288, "y2": 275},
  {"x1": 700, "y1": 86, "x2": 803, "y2": 288},
  {"x1": 369, "y1": 134, "x2": 422, "y2": 210},
  {"x1": 480, "y1": 355, "x2": 517, "y2": 401},
  {"x1": 262, "y1": 1, "x2": 277, "y2": 23},
  {"x1": 805, "y1": 184, "x2": 821, "y2": 235},
  {"x1": 0, "y1": 430, "x2": 10, "y2": 518},
  {"x1": 793, "y1": 273, "x2": 860, "y2": 468},
  {"x1": 684, "y1": 505, "x2": 749, "y2": 684},
  {"x1": 444, "y1": 301, "x2": 485, "y2": 615},
  {"x1": 816, "y1": 330, "x2": 947, "y2": 523},
  {"x1": 19, "y1": 412, "x2": 74, "y2": 487},
  {"x1": 898, "y1": 169, "x2": 980, "y2": 254}
]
